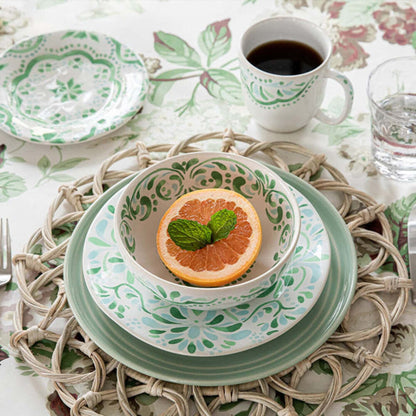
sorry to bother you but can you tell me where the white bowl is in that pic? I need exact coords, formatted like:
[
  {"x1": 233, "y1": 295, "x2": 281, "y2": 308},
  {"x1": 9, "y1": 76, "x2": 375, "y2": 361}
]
[{"x1": 114, "y1": 152, "x2": 301, "y2": 310}]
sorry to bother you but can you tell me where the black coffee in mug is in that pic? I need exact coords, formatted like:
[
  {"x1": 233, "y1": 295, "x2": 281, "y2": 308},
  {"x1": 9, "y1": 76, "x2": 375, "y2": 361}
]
[{"x1": 246, "y1": 40, "x2": 323, "y2": 76}]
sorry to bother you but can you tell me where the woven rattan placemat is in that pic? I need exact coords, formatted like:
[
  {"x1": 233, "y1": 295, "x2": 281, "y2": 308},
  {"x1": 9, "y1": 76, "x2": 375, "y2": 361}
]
[{"x1": 10, "y1": 130, "x2": 412, "y2": 416}]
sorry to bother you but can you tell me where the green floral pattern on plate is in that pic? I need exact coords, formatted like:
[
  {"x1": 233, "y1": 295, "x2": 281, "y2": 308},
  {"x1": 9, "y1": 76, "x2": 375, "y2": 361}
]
[
  {"x1": 49, "y1": 78, "x2": 84, "y2": 102},
  {"x1": 0, "y1": 30, "x2": 148, "y2": 144},
  {"x1": 83, "y1": 184, "x2": 330, "y2": 356}
]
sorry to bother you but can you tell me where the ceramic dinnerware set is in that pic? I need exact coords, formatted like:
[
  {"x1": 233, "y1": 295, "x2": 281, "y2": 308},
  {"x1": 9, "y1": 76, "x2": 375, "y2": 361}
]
[
  {"x1": 70, "y1": 150, "x2": 357, "y2": 386},
  {"x1": 83, "y1": 151, "x2": 330, "y2": 356},
  {"x1": 0, "y1": 30, "x2": 357, "y2": 386}
]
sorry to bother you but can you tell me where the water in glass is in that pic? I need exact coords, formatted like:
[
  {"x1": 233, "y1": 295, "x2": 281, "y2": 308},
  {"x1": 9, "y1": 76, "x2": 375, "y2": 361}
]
[{"x1": 371, "y1": 93, "x2": 416, "y2": 181}]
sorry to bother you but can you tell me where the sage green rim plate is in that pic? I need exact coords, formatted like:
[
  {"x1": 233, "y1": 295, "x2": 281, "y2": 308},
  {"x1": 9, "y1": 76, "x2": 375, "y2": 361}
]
[
  {"x1": 0, "y1": 30, "x2": 148, "y2": 145},
  {"x1": 65, "y1": 165, "x2": 357, "y2": 386}
]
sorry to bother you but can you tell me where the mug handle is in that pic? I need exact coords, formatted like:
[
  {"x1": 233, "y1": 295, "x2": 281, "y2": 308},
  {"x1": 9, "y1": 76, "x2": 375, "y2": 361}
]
[{"x1": 314, "y1": 69, "x2": 354, "y2": 125}]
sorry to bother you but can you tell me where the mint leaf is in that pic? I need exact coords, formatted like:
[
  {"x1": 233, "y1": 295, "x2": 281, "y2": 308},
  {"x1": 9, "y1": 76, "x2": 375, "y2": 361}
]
[
  {"x1": 208, "y1": 209, "x2": 237, "y2": 243},
  {"x1": 168, "y1": 219, "x2": 212, "y2": 251},
  {"x1": 167, "y1": 209, "x2": 237, "y2": 251}
]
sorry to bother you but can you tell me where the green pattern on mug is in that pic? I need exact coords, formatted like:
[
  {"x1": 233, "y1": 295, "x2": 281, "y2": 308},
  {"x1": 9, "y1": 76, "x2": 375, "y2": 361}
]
[{"x1": 241, "y1": 67, "x2": 318, "y2": 108}]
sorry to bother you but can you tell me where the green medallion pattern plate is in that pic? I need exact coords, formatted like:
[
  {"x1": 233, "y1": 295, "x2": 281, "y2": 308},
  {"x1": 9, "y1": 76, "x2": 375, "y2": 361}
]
[
  {"x1": 83, "y1": 184, "x2": 330, "y2": 356},
  {"x1": 65, "y1": 166, "x2": 357, "y2": 386},
  {"x1": 0, "y1": 30, "x2": 148, "y2": 144}
]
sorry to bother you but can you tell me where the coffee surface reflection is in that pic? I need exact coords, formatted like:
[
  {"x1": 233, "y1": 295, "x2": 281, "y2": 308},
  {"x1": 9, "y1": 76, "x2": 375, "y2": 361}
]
[{"x1": 247, "y1": 40, "x2": 323, "y2": 76}]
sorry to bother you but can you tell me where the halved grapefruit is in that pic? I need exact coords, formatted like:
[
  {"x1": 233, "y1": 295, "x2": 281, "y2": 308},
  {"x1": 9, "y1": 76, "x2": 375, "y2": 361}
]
[{"x1": 156, "y1": 188, "x2": 262, "y2": 287}]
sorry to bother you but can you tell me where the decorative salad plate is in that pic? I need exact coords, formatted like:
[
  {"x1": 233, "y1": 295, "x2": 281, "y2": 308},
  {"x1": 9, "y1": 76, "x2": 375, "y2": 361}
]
[
  {"x1": 0, "y1": 30, "x2": 148, "y2": 144},
  {"x1": 82, "y1": 184, "x2": 330, "y2": 356},
  {"x1": 65, "y1": 166, "x2": 357, "y2": 386}
]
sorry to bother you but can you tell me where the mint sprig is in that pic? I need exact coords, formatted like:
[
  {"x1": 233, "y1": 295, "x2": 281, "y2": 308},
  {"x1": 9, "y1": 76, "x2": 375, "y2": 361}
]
[{"x1": 168, "y1": 209, "x2": 237, "y2": 251}]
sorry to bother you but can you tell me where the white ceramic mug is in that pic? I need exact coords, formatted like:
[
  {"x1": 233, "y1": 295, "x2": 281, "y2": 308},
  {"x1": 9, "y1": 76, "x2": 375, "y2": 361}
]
[{"x1": 239, "y1": 16, "x2": 353, "y2": 133}]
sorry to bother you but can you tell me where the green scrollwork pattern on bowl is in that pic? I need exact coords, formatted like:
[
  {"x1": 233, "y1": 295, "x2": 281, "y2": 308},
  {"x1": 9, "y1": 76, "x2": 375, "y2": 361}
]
[{"x1": 119, "y1": 156, "x2": 296, "y2": 265}]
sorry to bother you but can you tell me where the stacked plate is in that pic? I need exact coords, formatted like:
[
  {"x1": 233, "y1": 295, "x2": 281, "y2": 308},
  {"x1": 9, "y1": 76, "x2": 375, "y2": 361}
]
[{"x1": 65, "y1": 152, "x2": 357, "y2": 386}]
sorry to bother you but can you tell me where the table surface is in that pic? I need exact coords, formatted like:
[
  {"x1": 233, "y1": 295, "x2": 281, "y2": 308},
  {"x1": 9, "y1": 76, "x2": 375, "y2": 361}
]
[{"x1": 1, "y1": 1, "x2": 416, "y2": 415}]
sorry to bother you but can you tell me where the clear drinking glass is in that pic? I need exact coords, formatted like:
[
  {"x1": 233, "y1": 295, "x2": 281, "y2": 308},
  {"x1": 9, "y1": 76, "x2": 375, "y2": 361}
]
[{"x1": 367, "y1": 56, "x2": 416, "y2": 181}]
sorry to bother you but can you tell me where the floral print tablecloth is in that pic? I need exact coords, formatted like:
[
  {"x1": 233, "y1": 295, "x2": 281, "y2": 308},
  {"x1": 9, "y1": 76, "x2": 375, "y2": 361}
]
[{"x1": 1, "y1": 1, "x2": 416, "y2": 415}]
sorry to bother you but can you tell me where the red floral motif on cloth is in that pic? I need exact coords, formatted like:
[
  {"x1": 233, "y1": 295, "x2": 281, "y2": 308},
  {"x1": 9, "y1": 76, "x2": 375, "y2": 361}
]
[
  {"x1": 327, "y1": 1, "x2": 376, "y2": 70},
  {"x1": 47, "y1": 392, "x2": 74, "y2": 416},
  {"x1": 332, "y1": 25, "x2": 376, "y2": 70},
  {"x1": 373, "y1": 2, "x2": 416, "y2": 45},
  {"x1": 0, "y1": 348, "x2": 8, "y2": 362}
]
